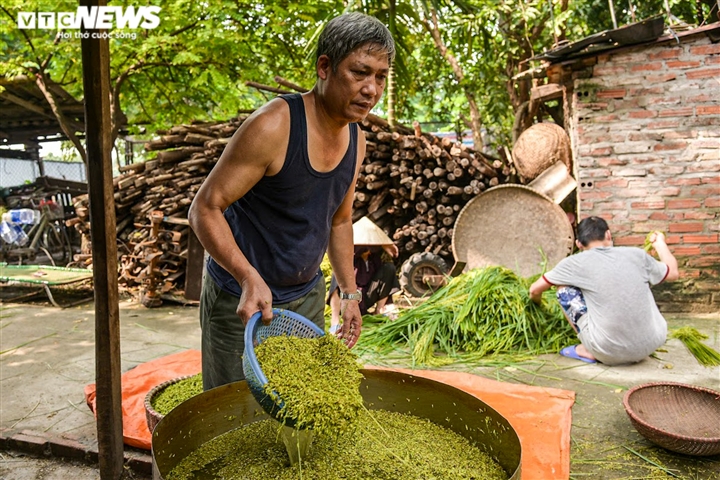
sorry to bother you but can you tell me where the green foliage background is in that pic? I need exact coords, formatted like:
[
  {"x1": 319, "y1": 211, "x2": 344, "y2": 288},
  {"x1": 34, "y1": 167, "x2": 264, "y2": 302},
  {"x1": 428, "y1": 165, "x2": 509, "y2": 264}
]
[{"x1": 0, "y1": 0, "x2": 713, "y2": 146}]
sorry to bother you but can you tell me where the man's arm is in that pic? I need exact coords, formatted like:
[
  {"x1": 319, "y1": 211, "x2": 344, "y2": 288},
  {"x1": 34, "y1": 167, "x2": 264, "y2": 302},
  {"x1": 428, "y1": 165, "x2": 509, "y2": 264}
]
[
  {"x1": 326, "y1": 129, "x2": 366, "y2": 348},
  {"x1": 188, "y1": 99, "x2": 290, "y2": 324},
  {"x1": 529, "y1": 276, "x2": 553, "y2": 304},
  {"x1": 649, "y1": 231, "x2": 679, "y2": 282}
]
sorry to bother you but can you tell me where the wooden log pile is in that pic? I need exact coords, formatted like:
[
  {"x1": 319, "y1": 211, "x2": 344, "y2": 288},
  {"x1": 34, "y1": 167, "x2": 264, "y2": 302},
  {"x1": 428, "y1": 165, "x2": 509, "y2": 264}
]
[
  {"x1": 68, "y1": 117, "x2": 244, "y2": 297},
  {"x1": 68, "y1": 111, "x2": 513, "y2": 298},
  {"x1": 355, "y1": 118, "x2": 513, "y2": 263}
]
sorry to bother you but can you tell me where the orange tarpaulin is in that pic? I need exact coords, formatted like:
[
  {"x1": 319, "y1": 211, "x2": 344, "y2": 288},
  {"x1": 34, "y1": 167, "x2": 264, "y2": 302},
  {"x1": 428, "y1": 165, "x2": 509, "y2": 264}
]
[
  {"x1": 84, "y1": 351, "x2": 575, "y2": 479},
  {"x1": 84, "y1": 349, "x2": 202, "y2": 450},
  {"x1": 384, "y1": 368, "x2": 575, "y2": 480}
]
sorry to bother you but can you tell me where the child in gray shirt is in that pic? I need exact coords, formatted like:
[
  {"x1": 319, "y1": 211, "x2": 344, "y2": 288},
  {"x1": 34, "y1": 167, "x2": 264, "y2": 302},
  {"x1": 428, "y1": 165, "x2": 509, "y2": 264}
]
[{"x1": 529, "y1": 216, "x2": 679, "y2": 365}]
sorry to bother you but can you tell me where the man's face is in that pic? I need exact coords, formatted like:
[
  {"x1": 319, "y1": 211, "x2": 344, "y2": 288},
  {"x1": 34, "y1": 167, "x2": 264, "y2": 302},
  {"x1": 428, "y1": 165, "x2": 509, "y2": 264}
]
[{"x1": 318, "y1": 44, "x2": 389, "y2": 123}]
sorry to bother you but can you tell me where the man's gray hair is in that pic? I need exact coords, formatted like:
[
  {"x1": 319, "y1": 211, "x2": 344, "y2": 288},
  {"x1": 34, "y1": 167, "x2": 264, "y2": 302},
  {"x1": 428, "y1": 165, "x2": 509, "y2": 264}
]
[{"x1": 316, "y1": 12, "x2": 395, "y2": 71}]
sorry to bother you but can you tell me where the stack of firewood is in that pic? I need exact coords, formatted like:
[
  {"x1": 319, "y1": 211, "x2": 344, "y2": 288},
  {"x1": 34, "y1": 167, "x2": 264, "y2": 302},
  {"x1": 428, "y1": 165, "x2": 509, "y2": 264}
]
[
  {"x1": 68, "y1": 118, "x2": 244, "y2": 295},
  {"x1": 355, "y1": 119, "x2": 512, "y2": 260},
  {"x1": 68, "y1": 111, "x2": 513, "y2": 298}
]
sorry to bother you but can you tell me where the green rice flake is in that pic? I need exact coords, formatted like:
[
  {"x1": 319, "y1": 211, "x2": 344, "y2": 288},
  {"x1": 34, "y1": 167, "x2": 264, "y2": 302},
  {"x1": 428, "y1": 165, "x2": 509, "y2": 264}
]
[
  {"x1": 167, "y1": 409, "x2": 508, "y2": 480},
  {"x1": 151, "y1": 373, "x2": 203, "y2": 416},
  {"x1": 255, "y1": 335, "x2": 365, "y2": 435}
]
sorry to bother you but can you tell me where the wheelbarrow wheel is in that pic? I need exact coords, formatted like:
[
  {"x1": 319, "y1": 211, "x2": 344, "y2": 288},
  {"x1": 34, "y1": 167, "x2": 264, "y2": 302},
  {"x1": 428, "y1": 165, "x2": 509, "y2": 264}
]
[{"x1": 399, "y1": 252, "x2": 448, "y2": 298}]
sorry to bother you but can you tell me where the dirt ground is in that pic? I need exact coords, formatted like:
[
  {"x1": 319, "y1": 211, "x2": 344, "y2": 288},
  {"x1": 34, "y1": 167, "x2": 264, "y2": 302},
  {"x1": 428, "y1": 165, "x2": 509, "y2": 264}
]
[{"x1": 0, "y1": 284, "x2": 718, "y2": 479}]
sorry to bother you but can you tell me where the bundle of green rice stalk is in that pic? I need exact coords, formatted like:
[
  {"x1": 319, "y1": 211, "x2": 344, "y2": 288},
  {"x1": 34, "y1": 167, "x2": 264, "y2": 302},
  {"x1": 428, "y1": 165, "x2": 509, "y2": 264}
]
[
  {"x1": 669, "y1": 326, "x2": 720, "y2": 367},
  {"x1": 358, "y1": 266, "x2": 575, "y2": 366}
]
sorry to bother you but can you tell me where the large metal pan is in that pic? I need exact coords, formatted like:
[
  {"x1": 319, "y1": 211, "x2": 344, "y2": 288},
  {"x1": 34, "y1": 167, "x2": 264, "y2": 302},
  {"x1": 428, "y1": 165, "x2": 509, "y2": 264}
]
[{"x1": 152, "y1": 369, "x2": 522, "y2": 479}]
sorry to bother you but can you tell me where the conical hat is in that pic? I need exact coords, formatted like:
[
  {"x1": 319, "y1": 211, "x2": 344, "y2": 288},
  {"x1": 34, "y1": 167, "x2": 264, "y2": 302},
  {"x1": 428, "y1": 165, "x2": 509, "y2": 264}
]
[{"x1": 353, "y1": 216, "x2": 393, "y2": 246}]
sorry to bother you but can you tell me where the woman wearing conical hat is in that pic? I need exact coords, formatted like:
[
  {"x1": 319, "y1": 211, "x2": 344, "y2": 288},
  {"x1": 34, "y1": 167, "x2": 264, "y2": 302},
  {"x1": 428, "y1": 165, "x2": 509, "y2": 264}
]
[{"x1": 327, "y1": 217, "x2": 400, "y2": 332}]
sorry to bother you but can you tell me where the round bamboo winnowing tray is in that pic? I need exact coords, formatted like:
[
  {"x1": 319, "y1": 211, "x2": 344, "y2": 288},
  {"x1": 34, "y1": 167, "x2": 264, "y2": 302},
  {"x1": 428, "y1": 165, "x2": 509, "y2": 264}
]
[
  {"x1": 512, "y1": 122, "x2": 572, "y2": 182},
  {"x1": 623, "y1": 382, "x2": 720, "y2": 456},
  {"x1": 452, "y1": 185, "x2": 574, "y2": 278}
]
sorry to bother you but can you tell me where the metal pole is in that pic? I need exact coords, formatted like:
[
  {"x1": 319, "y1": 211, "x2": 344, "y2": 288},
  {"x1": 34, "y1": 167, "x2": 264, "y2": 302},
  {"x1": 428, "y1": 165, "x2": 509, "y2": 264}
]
[{"x1": 79, "y1": 0, "x2": 124, "y2": 478}]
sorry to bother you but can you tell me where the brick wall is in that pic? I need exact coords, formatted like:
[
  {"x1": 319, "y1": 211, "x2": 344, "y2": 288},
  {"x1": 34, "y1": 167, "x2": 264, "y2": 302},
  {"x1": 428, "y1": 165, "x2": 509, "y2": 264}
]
[{"x1": 564, "y1": 28, "x2": 720, "y2": 312}]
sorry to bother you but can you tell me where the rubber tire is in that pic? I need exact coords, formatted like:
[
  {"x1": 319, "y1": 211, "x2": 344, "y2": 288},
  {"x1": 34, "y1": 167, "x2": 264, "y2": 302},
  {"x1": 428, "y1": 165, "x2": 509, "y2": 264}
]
[
  {"x1": 41, "y1": 223, "x2": 71, "y2": 266},
  {"x1": 399, "y1": 252, "x2": 448, "y2": 298}
]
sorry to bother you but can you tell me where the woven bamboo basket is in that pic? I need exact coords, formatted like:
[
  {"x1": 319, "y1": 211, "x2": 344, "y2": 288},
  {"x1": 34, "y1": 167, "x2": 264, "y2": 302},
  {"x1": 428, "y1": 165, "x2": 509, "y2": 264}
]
[
  {"x1": 144, "y1": 374, "x2": 198, "y2": 434},
  {"x1": 511, "y1": 122, "x2": 572, "y2": 182},
  {"x1": 623, "y1": 382, "x2": 720, "y2": 456}
]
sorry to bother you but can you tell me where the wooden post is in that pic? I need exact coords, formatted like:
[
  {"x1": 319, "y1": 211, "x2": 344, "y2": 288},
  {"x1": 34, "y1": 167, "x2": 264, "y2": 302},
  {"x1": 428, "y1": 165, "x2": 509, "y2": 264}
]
[
  {"x1": 79, "y1": 0, "x2": 124, "y2": 478},
  {"x1": 25, "y1": 142, "x2": 43, "y2": 178}
]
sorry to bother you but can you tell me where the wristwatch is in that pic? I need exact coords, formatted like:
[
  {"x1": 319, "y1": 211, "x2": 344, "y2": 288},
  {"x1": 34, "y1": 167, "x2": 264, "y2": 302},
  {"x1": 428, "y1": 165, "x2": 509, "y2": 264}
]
[{"x1": 339, "y1": 289, "x2": 362, "y2": 301}]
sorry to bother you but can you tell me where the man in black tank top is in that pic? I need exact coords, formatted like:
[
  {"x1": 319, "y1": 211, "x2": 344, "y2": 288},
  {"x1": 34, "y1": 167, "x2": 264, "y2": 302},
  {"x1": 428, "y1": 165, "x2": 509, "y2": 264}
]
[{"x1": 188, "y1": 13, "x2": 395, "y2": 390}]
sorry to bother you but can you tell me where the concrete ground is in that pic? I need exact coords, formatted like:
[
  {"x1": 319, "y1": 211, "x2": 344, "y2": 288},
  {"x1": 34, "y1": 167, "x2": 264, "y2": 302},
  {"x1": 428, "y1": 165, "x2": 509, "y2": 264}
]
[{"x1": 0, "y1": 287, "x2": 718, "y2": 479}]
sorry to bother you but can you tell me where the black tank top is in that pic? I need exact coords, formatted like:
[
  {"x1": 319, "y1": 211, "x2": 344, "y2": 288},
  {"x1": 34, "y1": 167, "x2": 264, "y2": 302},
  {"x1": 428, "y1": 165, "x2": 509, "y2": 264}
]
[{"x1": 206, "y1": 94, "x2": 359, "y2": 302}]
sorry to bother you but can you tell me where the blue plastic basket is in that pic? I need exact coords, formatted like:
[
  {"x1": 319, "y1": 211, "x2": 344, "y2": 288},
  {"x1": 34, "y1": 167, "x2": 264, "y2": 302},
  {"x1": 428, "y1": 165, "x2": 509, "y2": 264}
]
[{"x1": 242, "y1": 308, "x2": 325, "y2": 424}]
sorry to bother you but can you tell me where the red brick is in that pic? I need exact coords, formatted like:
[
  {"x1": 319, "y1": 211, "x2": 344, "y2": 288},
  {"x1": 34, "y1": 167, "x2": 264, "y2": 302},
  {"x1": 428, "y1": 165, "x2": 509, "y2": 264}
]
[
  {"x1": 653, "y1": 141, "x2": 688, "y2": 151},
  {"x1": 649, "y1": 50, "x2": 681, "y2": 60},
  {"x1": 687, "y1": 255, "x2": 720, "y2": 267},
  {"x1": 595, "y1": 179, "x2": 629, "y2": 188},
  {"x1": 631, "y1": 63, "x2": 663, "y2": 72},
  {"x1": 593, "y1": 114, "x2": 621, "y2": 122},
  {"x1": 687, "y1": 93, "x2": 717, "y2": 102},
  {"x1": 673, "y1": 246, "x2": 703, "y2": 256},
  {"x1": 666, "y1": 177, "x2": 701, "y2": 186},
  {"x1": 650, "y1": 212, "x2": 671, "y2": 220},
  {"x1": 125, "y1": 450, "x2": 153, "y2": 476},
  {"x1": 690, "y1": 186, "x2": 720, "y2": 196},
  {"x1": 580, "y1": 190, "x2": 613, "y2": 200},
  {"x1": 667, "y1": 199, "x2": 702, "y2": 209},
  {"x1": 629, "y1": 110, "x2": 657, "y2": 119},
  {"x1": 669, "y1": 223, "x2": 704, "y2": 233},
  {"x1": 593, "y1": 66, "x2": 626, "y2": 76},
  {"x1": 630, "y1": 200, "x2": 665, "y2": 209},
  {"x1": 658, "y1": 107, "x2": 694, "y2": 117},
  {"x1": 9, "y1": 432, "x2": 49, "y2": 456},
  {"x1": 49, "y1": 435, "x2": 88, "y2": 460},
  {"x1": 703, "y1": 245, "x2": 720, "y2": 254},
  {"x1": 666, "y1": 60, "x2": 702, "y2": 69},
  {"x1": 597, "y1": 158, "x2": 629, "y2": 167},
  {"x1": 690, "y1": 44, "x2": 720, "y2": 55},
  {"x1": 590, "y1": 147, "x2": 613, "y2": 156},
  {"x1": 697, "y1": 105, "x2": 720, "y2": 115},
  {"x1": 665, "y1": 235, "x2": 682, "y2": 245},
  {"x1": 596, "y1": 89, "x2": 626, "y2": 99},
  {"x1": 647, "y1": 120, "x2": 681, "y2": 129},
  {"x1": 705, "y1": 197, "x2": 720, "y2": 208},
  {"x1": 684, "y1": 234, "x2": 719, "y2": 243},
  {"x1": 687, "y1": 68, "x2": 720, "y2": 79},
  {"x1": 646, "y1": 73, "x2": 677, "y2": 83},
  {"x1": 682, "y1": 211, "x2": 716, "y2": 220},
  {"x1": 657, "y1": 187, "x2": 681, "y2": 197},
  {"x1": 680, "y1": 269, "x2": 701, "y2": 279},
  {"x1": 614, "y1": 235, "x2": 645, "y2": 246}
]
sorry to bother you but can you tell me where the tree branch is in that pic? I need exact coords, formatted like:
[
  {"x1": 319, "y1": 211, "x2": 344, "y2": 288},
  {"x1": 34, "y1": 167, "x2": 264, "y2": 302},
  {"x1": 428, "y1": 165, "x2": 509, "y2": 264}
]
[
  {"x1": 419, "y1": 6, "x2": 483, "y2": 150},
  {"x1": 34, "y1": 72, "x2": 87, "y2": 164}
]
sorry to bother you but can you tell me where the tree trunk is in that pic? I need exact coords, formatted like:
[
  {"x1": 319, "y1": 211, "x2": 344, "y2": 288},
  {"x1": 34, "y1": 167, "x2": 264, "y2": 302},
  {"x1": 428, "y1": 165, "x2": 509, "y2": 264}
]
[
  {"x1": 34, "y1": 72, "x2": 88, "y2": 164},
  {"x1": 421, "y1": 7, "x2": 484, "y2": 151}
]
